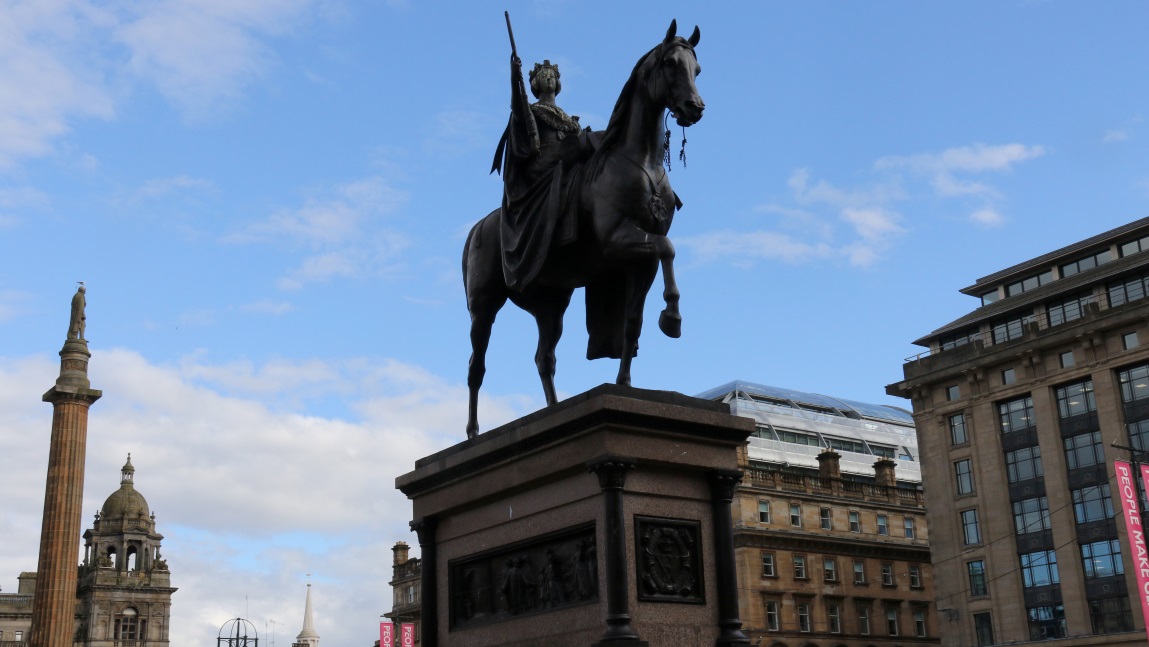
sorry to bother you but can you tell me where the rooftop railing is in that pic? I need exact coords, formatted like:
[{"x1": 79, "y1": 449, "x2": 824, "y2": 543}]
[{"x1": 743, "y1": 466, "x2": 924, "y2": 507}]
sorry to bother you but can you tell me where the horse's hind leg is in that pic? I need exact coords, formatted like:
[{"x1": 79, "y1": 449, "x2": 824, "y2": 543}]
[
  {"x1": 528, "y1": 290, "x2": 573, "y2": 406},
  {"x1": 467, "y1": 293, "x2": 505, "y2": 439}
]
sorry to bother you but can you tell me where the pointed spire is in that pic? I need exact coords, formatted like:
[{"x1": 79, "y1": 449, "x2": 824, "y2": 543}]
[{"x1": 296, "y1": 579, "x2": 319, "y2": 645}]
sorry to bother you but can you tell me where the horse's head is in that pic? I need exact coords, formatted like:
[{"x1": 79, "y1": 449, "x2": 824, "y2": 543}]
[{"x1": 647, "y1": 20, "x2": 704, "y2": 127}]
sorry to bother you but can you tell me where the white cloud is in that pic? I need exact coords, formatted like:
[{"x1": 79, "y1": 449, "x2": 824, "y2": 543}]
[
  {"x1": 0, "y1": 348, "x2": 534, "y2": 646},
  {"x1": 679, "y1": 230, "x2": 835, "y2": 265},
  {"x1": 133, "y1": 175, "x2": 215, "y2": 200},
  {"x1": 788, "y1": 168, "x2": 904, "y2": 207},
  {"x1": 929, "y1": 174, "x2": 996, "y2": 198},
  {"x1": 876, "y1": 143, "x2": 1045, "y2": 174},
  {"x1": 0, "y1": 290, "x2": 36, "y2": 322},
  {"x1": 0, "y1": 0, "x2": 319, "y2": 167},
  {"x1": 841, "y1": 207, "x2": 903, "y2": 242},
  {"x1": 1103, "y1": 130, "x2": 1129, "y2": 143},
  {"x1": 970, "y1": 207, "x2": 1005, "y2": 227}
]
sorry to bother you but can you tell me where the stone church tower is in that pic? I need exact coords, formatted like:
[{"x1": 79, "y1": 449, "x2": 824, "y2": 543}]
[
  {"x1": 75, "y1": 456, "x2": 176, "y2": 645},
  {"x1": 292, "y1": 583, "x2": 319, "y2": 647}
]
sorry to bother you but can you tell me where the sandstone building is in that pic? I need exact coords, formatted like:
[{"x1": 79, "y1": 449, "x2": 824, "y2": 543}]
[
  {"x1": 888, "y1": 216, "x2": 1149, "y2": 645},
  {"x1": 701, "y1": 380, "x2": 937, "y2": 646},
  {"x1": 0, "y1": 457, "x2": 176, "y2": 645},
  {"x1": 383, "y1": 542, "x2": 420, "y2": 646}
]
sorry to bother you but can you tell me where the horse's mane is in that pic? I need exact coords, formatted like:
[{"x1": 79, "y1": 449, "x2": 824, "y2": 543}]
[{"x1": 588, "y1": 38, "x2": 693, "y2": 178}]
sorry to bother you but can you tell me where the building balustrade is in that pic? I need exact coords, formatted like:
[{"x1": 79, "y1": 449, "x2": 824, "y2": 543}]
[{"x1": 744, "y1": 467, "x2": 923, "y2": 506}]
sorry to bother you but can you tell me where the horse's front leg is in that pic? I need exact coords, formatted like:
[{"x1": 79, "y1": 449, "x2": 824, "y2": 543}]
[
  {"x1": 529, "y1": 290, "x2": 573, "y2": 406},
  {"x1": 654, "y1": 237, "x2": 681, "y2": 338}
]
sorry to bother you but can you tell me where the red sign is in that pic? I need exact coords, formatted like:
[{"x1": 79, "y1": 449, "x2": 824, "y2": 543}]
[
  {"x1": 379, "y1": 621, "x2": 394, "y2": 647},
  {"x1": 400, "y1": 623, "x2": 415, "y2": 647},
  {"x1": 1114, "y1": 460, "x2": 1149, "y2": 637}
]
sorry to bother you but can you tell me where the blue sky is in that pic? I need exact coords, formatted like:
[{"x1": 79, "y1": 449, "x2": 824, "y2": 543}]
[{"x1": 1, "y1": 1, "x2": 1147, "y2": 644}]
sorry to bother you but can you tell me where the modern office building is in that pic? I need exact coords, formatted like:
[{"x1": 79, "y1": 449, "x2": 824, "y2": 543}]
[
  {"x1": 700, "y1": 380, "x2": 937, "y2": 647},
  {"x1": 888, "y1": 216, "x2": 1149, "y2": 646}
]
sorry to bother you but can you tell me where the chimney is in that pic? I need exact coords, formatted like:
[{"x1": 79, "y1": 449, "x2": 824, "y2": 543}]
[
  {"x1": 817, "y1": 450, "x2": 841, "y2": 479},
  {"x1": 392, "y1": 542, "x2": 409, "y2": 566},
  {"x1": 873, "y1": 458, "x2": 897, "y2": 487}
]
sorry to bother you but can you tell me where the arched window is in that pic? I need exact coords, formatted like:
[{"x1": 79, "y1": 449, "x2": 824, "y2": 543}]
[
  {"x1": 115, "y1": 607, "x2": 139, "y2": 641},
  {"x1": 106, "y1": 546, "x2": 117, "y2": 569},
  {"x1": 126, "y1": 546, "x2": 138, "y2": 571}
]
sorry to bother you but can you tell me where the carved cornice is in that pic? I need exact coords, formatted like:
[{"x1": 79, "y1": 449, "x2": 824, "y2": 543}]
[{"x1": 734, "y1": 529, "x2": 930, "y2": 562}]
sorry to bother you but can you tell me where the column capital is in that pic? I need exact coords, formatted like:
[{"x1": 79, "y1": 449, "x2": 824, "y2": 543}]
[{"x1": 587, "y1": 455, "x2": 637, "y2": 490}]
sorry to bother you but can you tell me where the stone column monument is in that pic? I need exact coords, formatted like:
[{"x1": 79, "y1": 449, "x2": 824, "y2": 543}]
[{"x1": 29, "y1": 286, "x2": 102, "y2": 647}]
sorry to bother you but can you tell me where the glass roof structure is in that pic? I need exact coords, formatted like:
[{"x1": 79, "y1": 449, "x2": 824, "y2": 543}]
[{"x1": 697, "y1": 380, "x2": 921, "y2": 484}]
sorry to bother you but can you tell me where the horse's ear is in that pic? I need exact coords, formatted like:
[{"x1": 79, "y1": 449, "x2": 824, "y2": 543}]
[
  {"x1": 688, "y1": 26, "x2": 700, "y2": 47},
  {"x1": 664, "y1": 19, "x2": 677, "y2": 43}
]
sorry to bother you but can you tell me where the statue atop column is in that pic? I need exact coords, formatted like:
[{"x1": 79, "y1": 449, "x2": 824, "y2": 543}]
[{"x1": 68, "y1": 283, "x2": 86, "y2": 341}]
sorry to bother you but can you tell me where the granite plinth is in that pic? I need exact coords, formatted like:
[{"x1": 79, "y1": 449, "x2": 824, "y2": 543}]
[{"x1": 397, "y1": 384, "x2": 754, "y2": 647}]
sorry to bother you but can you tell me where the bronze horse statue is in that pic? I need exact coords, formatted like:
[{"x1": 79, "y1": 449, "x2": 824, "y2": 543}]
[{"x1": 463, "y1": 20, "x2": 704, "y2": 438}]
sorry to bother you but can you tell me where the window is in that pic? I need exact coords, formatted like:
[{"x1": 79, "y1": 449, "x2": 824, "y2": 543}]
[
  {"x1": 904, "y1": 516, "x2": 916, "y2": 538},
  {"x1": 776, "y1": 429, "x2": 822, "y2": 446},
  {"x1": 797, "y1": 602, "x2": 811, "y2": 632},
  {"x1": 789, "y1": 503, "x2": 802, "y2": 527},
  {"x1": 827, "y1": 602, "x2": 842, "y2": 634},
  {"x1": 826, "y1": 435, "x2": 868, "y2": 454},
  {"x1": 877, "y1": 514, "x2": 889, "y2": 535},
  {"x1": 14, "y1": 632, "x2": 22, "y2": 643},
  {"x1": 946, "y1": 384, "x2": 961, "y2": 401},
  {"x1": 1006, "y1": 445, "x2": 1044, "y2": 482},
  {"x1": 1001, "y1": 367, "x2": 1016, "y2": 385},
  {"x1": 949, "y1": 413, "x2": 968, "y2": 444},
  {"x1": 954, "y1": 459, "x2": 974, "y2": 495},
  {"x1": 1058, "y1": 380, "x2": 1096, "y2": 419},
  {"x1": 980, "y1": 290, "x2": 1001, "y2": 306},
  {"x1": 870, "y1": 443, "x2": 896, "y2": 458},
  {"x1": 914, "y1": 609, "x2": 927, "y2": 637},
  {"x1": 1047, "y1": 291, "x2": 1096, "y2": 327},
  {"x1": 1061, "y1": 249, "x2": 1112, "y2": 277},
  {"x1": 968, "y1": 560, "x2": 988, "y2": 596},
  {"x1": 1082, "y1": 540, "x2": 1124, "y2": 579},
  {"x1": 886, "y1": 605, "x2": 900, "y2": 636},
  {"x1": 961, "y1": 509, "x2": 981, "y2": 545},
  {"x1": 1073, "y1": 484, "x2": 1116, "y2": 523},
  {"x1": 992, "y1": 311, "x2": 1036, "y2": 344},
  {"x1": 1130, "y1": 419, "x2": 1149, "y2": 453},
  {"x1": 881, "y1": 562, "x2": 895, "y2": 586},
  {"x1": 1108, "y1": 271, "x2": 1149, "y2": 307},
  {"x1": 1065, "y1": 431, "x2": 1105, "y2": 470},
  {"x1": 857, "y1": 604, "x2": 871, "y2": 635},
  {"x1": 116, "y1": 607, "x2": 140, "y2": 641},
  {"x1": 1089, "y1": 595, "x2": 1134, "y2": 634},
  {"x1": 757, "y1": 500, "x2": 771, "y2": 523},
  {"x1": 849, "y1": 511, "x2": 861, "y2": 532},
  {"x1": 761, "y1": 552, "x2": 776, "y2": 577},
  {"x1": 942, "y1": 327, "x2": 980, "y2": 350},
  {"x1": 1119, "y1": 363, "x2": 1149, "y2": 403},
  {"x1": 1013, "y1": 497, "x2": 1051, "y2": 534},
  {"x1": 820, "y1": 507, "x2": 832, "y2": 530},
  {"x1": 999, "y1": 396, "x2": 1035, "y2": 433},
  {"x1": 974, "y1": 612, "x2": 995, "y2": 646},
  {"x1": 909, "y1": 564, "x2": 922, "y2": 588},
  {"x1": 823, "y1": 557, "x2": 838, "y2": 582},
  {"x1": 1028, "y1": 604, "x2": 1067, "y2": 640},
  {"x1": 1006, "y1": 270, "x2": 1054, "y2": 297},
  {"x1": 1020, "y1": 550, "x2": 1060, "y2": 588},
  {"x1": 793, "y1": 555, "x2": 807, "y2": 579},
  {"x1": 1121, "y1": 235, "x2": 1149, "y2": 257},
  {"x1": 765, "y1": 600, "x2": 780, "y2": 631},
  {"x1": 1124, "y1": 332, "x2": 1140, "y2": 350},
  {"x1": 853, "y1": 560, "x2": 866, "y2": 584}
]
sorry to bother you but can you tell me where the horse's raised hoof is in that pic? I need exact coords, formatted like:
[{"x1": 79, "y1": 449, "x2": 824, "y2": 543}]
[{"x1": 659, "y1": 311, "x2": 682, "y2": 338}]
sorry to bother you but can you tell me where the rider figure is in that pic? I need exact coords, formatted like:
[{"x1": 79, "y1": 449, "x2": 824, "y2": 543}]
[{"x1": 494, "y1": 55, "x2": 592, "y2": 290}]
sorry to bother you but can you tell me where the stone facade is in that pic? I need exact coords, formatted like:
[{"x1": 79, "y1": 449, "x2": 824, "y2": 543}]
[
  {"x1": 702, "y1": 381, "x2": 937, "y2": 646},
  {"x1": 889, "y1": 216, "x2": 1149, "y2": 645},
  {"x1": 0, "y1": 459, "x2": 176, "y2": 646},
  {"x1": 384, "y1": 542, "x2": 420, "y2": 646}
]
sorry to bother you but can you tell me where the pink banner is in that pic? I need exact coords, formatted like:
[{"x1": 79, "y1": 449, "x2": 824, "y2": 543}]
[
  {"x1": 379, "y1": 621, "x2": 393, "y2": 647},
  {"x1": 400, "y1": 623, "x2": 415, "y2": 647},
  {"x1": 1114, "y1": 460, "x2": 1149, "y2": 636}
]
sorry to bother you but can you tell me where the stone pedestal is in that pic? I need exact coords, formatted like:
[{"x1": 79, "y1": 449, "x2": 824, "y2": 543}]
[{"x1": 396, "y1": 385, "x2": 754, "y2": 647}]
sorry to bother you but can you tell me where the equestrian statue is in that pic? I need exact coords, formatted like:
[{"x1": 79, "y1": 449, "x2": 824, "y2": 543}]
[{"x1": 464, "y1": 17, "x2": 704, "y2": 438}]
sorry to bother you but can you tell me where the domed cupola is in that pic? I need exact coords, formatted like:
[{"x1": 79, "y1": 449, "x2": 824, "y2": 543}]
[
  {"x1": 82, "y1": 454, "x2": 166, "y2": 576},
  {"x1": 99, "y1": 454, "x2": 152, "y2": 527}
]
